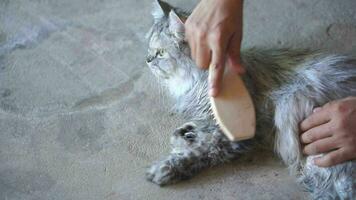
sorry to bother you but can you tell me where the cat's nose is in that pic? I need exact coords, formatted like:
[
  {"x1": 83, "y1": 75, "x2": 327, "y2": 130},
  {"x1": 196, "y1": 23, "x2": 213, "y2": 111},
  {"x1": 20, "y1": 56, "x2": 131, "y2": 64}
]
[{"x1": 146, "y1": 55, "x2": 154, "y2": 63}]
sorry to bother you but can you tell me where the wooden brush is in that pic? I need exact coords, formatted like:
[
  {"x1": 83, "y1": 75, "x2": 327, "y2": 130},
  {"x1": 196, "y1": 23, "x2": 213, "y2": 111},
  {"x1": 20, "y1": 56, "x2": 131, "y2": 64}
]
[{"x1": 209, "y1": 65, "x2": 256, "y2": 141}]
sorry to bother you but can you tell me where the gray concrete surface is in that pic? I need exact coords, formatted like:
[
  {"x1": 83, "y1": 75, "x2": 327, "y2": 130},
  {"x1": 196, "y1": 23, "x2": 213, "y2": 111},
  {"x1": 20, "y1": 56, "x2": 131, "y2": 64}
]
[{"x1": 0, "y1": 0, "x2": 355, "y2": 199}]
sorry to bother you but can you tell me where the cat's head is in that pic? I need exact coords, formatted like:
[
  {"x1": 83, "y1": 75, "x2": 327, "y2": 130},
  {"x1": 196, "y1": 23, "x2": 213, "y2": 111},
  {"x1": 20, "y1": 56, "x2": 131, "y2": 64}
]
[{"x1": 146, "y1": 0, "x2": 198, "y2": 97}]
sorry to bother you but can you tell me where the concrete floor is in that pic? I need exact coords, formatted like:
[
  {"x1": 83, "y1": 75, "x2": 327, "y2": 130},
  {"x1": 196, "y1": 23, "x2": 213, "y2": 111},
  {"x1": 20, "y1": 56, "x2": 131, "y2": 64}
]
[{"x1": 0, "y1": 0, "x2": 355, "y2": 199}]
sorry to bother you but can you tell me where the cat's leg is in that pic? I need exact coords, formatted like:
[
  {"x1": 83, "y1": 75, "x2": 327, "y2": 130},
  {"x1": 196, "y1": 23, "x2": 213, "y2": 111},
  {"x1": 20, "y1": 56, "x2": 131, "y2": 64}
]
[
  {"x1": 273, "y1": 63, "x2": 356, "y2": 199},
  {"x1": 146, "y1": 121, "x2": 251, "y2": 186},
  {"x1": 274, "y1": 92, "x2": 356, "y2": 199},
  {"x1": 273, "y1": 92, "x2": 314, "y2": 172}
]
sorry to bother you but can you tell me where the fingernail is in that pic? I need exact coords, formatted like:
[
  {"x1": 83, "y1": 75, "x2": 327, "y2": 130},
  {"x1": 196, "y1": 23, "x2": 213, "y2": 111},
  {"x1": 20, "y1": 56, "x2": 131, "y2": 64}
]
[
  {"x1": 300, "y1": 135, "x2": 305, "y2": 143},
  {"x1": 237, "y1": 67, "x2": 246, "y2": 74},
  {"x1": 209, "y1": 88, "x2": 217, "y2": 97},
  {"x1": 312, "y1": 158, "x2": 318, "y2": 165},
  {"x1": 313, "y1": 107, "x2": 321, "y2": 113}
]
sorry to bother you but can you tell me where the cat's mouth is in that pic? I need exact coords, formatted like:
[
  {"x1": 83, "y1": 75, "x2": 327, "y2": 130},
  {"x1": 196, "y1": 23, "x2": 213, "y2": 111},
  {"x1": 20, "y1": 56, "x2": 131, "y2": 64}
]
[
  {"x1": 147, "y1": 63, "x2": 171, "y2": 79},
  {"x1": 146, "y1": 54, "x2": 155, "y2": 64}
]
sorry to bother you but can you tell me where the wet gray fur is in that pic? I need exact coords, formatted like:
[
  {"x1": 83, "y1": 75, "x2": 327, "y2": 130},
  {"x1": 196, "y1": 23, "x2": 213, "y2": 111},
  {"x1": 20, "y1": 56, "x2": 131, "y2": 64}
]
[{"x1": 145, "y1": 1, "x2": 355, "y2": 199}]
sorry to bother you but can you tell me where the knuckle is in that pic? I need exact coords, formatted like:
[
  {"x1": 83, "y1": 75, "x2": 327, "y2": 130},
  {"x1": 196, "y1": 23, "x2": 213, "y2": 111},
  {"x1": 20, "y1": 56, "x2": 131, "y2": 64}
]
[
  {"x1": 311, "y1": 144, "x2": 320, "y2": 154},
  {"x1": 340, "y1": 149, "x2": 349, "y2": 158},
  {"x1": 336, "y1": 117, "x2": 348, "y2": 130},
  {"x1": 351, "y1": 149, "x2": 356, "y2": 158},
  {"x1": 185, "y1": 21, "x2": 194, "y2": 31},
  {"x1": 325, "y1": 101, "x2": 338, "y2": 112},
  {"x1": 191, "y1": 21, "x2": 200, "y2": 29},
  {"x1": 301, "y1": 134, "x2": 307, "y2": 143},
  {"x1": 196, "y1": 59, "x2": 207, "y2": 69},
  {"x1": 196, "y1": 61, "x2": 206, "y2": 69},
  {"x1": 196, "y1": 29, "x2": 206, "y2": 40},
  {"x1": 334, "y1": 137, "x2": 344, "y2": 148},
  {"x1": 309, "y1": 133, "x2": 316, "y2": 142},
  {"x1": 210, "y1": 63, "x2": 219, "y2": 70},
  {"x1": 309, "y1": 115, "x2": 317, "y2": 125},
  {"x1": 210, "y1": 31, "x2": 223, "y2": 43},
  {"x1": 344, "y1": 96, "x2": 353, "y2": 101},
  {"x1": 326, "y1": 124, "x2": 334, "y2": 133},
  {"x1": 211, "y1": 56, "x2": 223, "y2": 67},
  {"x1": 324, "y1": 157, "x2": 334, "y2": 166},
  {"x1": 304, "y1": 133, "x2": 313, "y2": 143},
  {"x1": 324, "y1": 101, "x2": 333, "y2": 109},
  {"x1": 338, "y1": 130, "x2": 349, "y2": 140},
  {"x1": 299, "y1": 122, "x2": 305, "y2": 131},
  {"x1": 305, "y1": 145, "x2": 315, "y2": 154},
  {"x1": 347, "y1": 136, "x2": 356, "y2": 146},
  {"x1": 300, "y1": 120, "x2": 309, "y2": 131},
  {"x1": 335, "y1": 102, "x2": 348, "y2": 113},
  {"x1": 187, "y1": 21, "x2": 200, "y2": 33}
]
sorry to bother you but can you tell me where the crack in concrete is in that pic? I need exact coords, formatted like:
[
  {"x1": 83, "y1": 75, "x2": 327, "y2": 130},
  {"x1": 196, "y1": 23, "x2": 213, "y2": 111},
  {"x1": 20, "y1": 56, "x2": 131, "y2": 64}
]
[
  {"x1": 72, "y1": 72, "x2": 142, "y2": 111},
  {"x1": 0, "y1": 17, "x2": 69, "y2": 57}
]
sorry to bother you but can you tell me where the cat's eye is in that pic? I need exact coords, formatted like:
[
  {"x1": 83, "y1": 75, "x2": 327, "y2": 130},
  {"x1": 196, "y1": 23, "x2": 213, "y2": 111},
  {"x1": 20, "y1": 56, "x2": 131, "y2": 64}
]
[{"x1": 157, "y1": 49, "x2": 165, "y2": 57}]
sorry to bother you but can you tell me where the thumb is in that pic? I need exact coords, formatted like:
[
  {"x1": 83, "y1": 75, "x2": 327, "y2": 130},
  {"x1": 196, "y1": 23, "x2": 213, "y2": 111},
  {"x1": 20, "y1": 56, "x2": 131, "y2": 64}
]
[{"x1": 227, "y1": 33, "x2": 245, "y2": 74}]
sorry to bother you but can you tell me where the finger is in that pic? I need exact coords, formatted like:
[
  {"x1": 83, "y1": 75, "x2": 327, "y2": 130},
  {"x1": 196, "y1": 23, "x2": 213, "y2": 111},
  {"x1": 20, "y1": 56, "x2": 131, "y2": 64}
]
[
  {"x1": 300, "y1": 107, "x2": 331, "y2": 132},
  {"x1": 300, "y1": 123, "x2": 333, "y2": 144},
  {"x1": 313, "y1": 107, "x2": 322, "y2": 113},
  {"x1": 226, "y1": 33, "x2": 245, "y2": 74},
  {"x1": 303, "y1": 136, "x2": 337, "y2": 155},
  {"x1": 209, "y1": 47, "x2": 226, "y2": 97},
  {"x1": 208, "y1": 32, "x2": 230, "y2": 97},
  {"x1": 227, "y1": 56, "x2": 245, "y2": 74},
  {"x1": 195, "y1": 42, "x2": 211, "y2": 69},
  {"x1": 189, "y1": 37, "x2": 197, "y2": 61},
  {"x1": 313, "y1": 148, "x2": 349, "y2": 167},
  {"x1": 209, "y1": 59, "x2": 225, "y2": 97}
]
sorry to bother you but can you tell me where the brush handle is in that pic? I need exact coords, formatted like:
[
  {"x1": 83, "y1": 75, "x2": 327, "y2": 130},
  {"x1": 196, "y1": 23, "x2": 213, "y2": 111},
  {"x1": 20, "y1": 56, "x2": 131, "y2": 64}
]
[{"x1": 209, "y1": 65, "x2": 256, "y2": 141}]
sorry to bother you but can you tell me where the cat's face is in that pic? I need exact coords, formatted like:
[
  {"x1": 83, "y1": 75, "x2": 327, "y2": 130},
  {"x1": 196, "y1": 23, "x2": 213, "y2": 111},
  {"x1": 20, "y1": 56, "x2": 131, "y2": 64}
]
[
  {"x1": 146, "y1": 1, "x2": 191, "y2": 82},
  {"x1": 146, "y1": 29, "x2": 181, "y2": 80}
]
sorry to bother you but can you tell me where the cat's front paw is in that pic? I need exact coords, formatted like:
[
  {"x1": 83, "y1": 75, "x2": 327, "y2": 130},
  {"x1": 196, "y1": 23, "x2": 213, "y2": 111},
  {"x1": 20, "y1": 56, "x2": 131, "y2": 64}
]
[
  {"x1": 173, "y1": 122, "x2": 197, "y2": 142},
  {"x1": 146, "y1": 160, "x2": 177, "y2": 186}
]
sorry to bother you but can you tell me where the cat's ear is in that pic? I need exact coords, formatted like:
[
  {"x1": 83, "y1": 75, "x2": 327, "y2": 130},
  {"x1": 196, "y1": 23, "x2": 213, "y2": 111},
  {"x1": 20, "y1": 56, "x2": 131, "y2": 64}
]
[
  {"x1": 152, "y1": 0, "x2": 169, "y2": 22},
  {"x1": 169, "y1": 10, "x2": 185, "y2": 40}
]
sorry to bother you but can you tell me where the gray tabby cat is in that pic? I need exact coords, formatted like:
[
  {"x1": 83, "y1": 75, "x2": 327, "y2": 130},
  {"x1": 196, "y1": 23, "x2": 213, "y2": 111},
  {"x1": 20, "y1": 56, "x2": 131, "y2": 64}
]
[{"x1": 145, "y1": 1, "x2": 355, "y2": 199}]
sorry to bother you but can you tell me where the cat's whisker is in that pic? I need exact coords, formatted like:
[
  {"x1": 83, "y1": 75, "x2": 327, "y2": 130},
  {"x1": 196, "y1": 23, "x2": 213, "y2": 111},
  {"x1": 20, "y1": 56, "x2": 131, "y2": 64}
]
[{"x1": 158, "y1": 77, "x2": 164, "y2": 105}]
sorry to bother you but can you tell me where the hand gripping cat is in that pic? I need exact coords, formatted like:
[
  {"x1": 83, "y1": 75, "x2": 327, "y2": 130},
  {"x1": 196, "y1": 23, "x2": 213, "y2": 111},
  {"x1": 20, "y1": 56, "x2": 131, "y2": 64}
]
[{"x1": 145, "y1": 1, "x2": 355, "y2": 199}]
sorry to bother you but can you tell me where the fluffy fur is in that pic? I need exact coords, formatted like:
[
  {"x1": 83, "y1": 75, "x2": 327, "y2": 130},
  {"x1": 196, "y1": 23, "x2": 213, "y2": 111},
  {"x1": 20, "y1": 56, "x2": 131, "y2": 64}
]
[{"x1": 145, "y1": 1, "x2": 355, "y2": 199}]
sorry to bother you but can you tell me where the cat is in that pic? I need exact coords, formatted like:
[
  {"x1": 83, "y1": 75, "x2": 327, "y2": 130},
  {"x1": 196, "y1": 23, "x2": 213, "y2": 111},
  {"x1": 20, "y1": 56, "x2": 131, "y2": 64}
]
[{"x1": 145, "y1": 1, "x2": 355, "y2": 199}]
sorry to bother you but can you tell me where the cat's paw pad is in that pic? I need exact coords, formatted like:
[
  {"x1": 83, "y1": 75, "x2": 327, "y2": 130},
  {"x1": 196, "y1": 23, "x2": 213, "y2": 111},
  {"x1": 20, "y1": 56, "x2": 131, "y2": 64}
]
[
  {"x1": 146, "y1": 160, "x2": 176, "y2": 186},
  {"x1": 173, "y1": 122, "x2": 197, "y2": 141}
]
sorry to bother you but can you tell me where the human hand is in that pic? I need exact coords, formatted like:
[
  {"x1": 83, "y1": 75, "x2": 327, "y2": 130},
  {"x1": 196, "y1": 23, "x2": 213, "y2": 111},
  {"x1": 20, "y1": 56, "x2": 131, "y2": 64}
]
[
  {"x1": 300, "y1": 97, "x2": 356, "y2": 167},
  {"x1": 185, "y1": 0, "x2": 244, "y2": 97}
]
